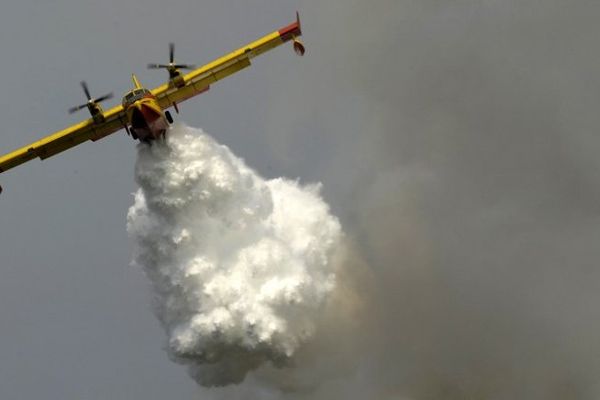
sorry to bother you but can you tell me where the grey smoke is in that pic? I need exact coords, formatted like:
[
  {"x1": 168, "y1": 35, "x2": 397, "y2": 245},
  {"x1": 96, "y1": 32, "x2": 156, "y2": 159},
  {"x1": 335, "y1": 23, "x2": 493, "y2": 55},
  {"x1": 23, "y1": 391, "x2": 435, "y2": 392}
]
[{"x1": 200, "y1": 1, "x2": 600, "y2": 399}]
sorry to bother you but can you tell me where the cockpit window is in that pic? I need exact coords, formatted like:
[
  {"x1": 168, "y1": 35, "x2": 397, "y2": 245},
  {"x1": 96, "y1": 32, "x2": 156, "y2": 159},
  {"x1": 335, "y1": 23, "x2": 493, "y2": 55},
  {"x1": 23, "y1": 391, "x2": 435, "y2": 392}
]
[{"x1": 122, "y1": 89, "x2": 152, "y2": 106}]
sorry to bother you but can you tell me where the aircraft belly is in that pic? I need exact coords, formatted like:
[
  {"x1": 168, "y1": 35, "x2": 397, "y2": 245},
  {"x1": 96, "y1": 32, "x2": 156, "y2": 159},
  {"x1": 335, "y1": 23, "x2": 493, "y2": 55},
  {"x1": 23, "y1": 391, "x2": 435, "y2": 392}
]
[
  {"x1": 139, "y1": 103, "x2": 160, "y2": 122},
  {"x1": 135, "y1": 104, "x2": 167, "y2": 141}
]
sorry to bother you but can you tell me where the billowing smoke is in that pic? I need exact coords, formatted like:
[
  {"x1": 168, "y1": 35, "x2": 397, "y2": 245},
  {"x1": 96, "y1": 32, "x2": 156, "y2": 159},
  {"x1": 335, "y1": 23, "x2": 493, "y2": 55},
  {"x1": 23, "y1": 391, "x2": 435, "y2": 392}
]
[
  {"x1": 217, "y1": 0, "x2": 600, "y2": 399},
  {"x1": 126, "y1": 124, "x2": 341, "y2": 386}
]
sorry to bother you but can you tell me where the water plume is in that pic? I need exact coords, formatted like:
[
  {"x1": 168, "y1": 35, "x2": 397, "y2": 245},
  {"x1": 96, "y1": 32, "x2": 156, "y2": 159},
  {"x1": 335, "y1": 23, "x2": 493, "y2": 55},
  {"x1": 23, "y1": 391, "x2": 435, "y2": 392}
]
[{"x1": 126, "y1": 123, "x2": 341, "y2": 386}]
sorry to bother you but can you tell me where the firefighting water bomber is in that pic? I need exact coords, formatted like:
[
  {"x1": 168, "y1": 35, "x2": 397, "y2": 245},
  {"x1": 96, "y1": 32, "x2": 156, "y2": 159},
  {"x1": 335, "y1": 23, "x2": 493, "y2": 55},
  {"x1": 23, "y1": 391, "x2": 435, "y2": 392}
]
[{"x1": 0, "y1": 13, "x2": 305, "y2": 194}]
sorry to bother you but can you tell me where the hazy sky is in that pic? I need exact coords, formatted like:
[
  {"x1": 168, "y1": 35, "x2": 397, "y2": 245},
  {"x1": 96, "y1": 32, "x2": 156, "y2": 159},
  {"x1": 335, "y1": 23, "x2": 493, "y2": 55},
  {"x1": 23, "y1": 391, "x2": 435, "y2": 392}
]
[{"x1": 2, "y1": 1, "x2": 600, "y2": 399}]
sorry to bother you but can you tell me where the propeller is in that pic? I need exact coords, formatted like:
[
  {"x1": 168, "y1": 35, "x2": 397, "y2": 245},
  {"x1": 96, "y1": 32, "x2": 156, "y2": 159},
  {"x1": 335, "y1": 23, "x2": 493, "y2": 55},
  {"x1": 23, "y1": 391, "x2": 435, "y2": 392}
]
[
  {"x1": 68, "y1": 81, "x2": 113, "y2": 114},
  {"x1": 147, "y1": 43, "x2": 195, "y2": 77}
]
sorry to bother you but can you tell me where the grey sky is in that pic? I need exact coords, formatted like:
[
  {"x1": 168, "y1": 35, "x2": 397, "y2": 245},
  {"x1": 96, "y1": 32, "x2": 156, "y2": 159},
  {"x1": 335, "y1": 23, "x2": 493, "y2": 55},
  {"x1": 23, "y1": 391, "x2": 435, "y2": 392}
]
[{"x1": 2, "y1": 0, "x2": 600, "y2": 399}]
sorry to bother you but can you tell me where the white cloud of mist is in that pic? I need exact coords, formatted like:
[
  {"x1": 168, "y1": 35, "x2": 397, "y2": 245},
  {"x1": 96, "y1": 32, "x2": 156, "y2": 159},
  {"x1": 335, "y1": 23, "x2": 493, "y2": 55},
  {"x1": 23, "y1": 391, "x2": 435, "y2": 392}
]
[{"x1": 127, "y1": 124, "x2": 341, "y2": 387}]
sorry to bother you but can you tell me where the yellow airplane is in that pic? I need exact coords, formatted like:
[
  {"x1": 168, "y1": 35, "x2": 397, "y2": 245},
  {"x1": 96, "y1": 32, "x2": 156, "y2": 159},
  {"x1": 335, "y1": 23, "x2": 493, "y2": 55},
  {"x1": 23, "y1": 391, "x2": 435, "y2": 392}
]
[{"x1": 0, "y1": 13, "x2": 305, "y2": 194}]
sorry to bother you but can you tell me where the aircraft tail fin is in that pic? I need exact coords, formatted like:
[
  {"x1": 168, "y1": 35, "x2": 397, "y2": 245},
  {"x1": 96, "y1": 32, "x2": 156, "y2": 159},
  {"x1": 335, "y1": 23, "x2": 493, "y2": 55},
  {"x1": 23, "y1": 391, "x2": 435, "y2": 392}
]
[{"x1": 132, "y1": 74, "x2": 143, "y2": 89}]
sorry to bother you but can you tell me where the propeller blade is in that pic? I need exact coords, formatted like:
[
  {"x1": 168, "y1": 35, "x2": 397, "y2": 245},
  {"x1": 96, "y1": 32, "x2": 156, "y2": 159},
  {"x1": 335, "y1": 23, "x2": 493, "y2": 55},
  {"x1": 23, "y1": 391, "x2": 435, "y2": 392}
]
[
  {"x1": 147, "y1": 63, "x2": 170, "y2": 69},
  {"x1": 94, "y1": 93, "x2": 114, "y2": 103},
  {"x1": 169, "y1": 43, "x2": 174, "y2": 63},
  {"x1": 68, "y1": 103, "x2": 88, "y2": 114},
  {"x1": 81, "y1": 81, "x2": 91, "y2": 100},
  {"x1": 173, "y1": 64, "x2": 196, "y2": 70}
]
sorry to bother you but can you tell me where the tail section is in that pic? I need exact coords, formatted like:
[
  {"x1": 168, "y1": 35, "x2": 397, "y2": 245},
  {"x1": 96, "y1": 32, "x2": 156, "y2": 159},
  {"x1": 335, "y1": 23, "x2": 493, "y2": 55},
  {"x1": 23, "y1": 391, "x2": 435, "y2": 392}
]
[{"x1": 132, "y1": 74, "x2": 143, "y2": 89}]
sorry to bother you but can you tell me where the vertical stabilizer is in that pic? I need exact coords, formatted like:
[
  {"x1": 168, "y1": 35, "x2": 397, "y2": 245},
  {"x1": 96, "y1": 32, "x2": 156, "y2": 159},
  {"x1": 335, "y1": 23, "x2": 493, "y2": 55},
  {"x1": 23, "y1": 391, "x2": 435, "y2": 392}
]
[{"x1": 132, "y1": 74, "x2": 143, "y2": 89}]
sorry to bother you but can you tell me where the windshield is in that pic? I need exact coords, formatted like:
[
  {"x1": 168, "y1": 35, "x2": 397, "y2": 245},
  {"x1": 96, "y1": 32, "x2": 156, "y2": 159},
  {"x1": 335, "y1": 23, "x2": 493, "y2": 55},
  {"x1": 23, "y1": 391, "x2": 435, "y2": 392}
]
[{"x1": 122, "y1": 89, "x2": 151, "y2": 107}]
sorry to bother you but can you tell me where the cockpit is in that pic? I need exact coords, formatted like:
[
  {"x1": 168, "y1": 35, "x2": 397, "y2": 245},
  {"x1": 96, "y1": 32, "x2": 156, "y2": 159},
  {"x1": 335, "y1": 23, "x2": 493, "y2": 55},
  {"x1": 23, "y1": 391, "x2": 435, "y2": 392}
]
[{"x1": 121, "y1": 88, "x2": 153, "y2": 107}]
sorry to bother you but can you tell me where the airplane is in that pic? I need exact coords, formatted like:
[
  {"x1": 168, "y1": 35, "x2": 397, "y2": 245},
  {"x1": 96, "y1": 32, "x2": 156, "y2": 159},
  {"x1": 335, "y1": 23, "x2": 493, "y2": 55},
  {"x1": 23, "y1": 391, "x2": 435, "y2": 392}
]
[{"x1": 0, "y1": 13, "x2": 306, "y2": 195}]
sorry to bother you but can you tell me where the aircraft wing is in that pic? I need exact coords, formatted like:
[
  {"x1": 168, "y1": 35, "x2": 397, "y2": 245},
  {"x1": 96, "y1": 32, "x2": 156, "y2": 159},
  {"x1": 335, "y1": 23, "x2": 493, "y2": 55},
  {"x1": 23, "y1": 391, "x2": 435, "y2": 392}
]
[
  {"x1": 152, "y1": 13, "x2": 303, "y2": 109},
  {"x1": 0, "y1": 105, "x2": 127, "y2": 173},
  {"x1": 0, "y1": 14, "x2": 303, "y2": 177}
]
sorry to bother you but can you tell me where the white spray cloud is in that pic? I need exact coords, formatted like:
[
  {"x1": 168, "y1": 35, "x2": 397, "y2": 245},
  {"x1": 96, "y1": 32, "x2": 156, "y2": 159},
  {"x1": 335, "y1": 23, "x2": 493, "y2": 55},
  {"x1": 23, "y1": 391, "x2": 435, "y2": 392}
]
[{"x1": 126, "y1": 124, "x2": 341, "y2": 386}]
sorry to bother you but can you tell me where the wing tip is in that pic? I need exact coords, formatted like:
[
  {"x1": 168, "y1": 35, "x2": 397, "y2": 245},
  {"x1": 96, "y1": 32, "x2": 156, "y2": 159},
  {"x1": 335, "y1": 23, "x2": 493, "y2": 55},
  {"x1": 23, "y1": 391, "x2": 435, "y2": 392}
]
[{"x1": 279, "y1": 12, "x2": 303, "y2": 40}]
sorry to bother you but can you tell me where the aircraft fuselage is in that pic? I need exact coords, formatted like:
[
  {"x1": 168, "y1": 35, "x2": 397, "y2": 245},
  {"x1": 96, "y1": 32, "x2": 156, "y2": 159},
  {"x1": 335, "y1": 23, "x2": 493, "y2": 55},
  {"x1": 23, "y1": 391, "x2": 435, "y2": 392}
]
[{"x1": 122, "y1": 87, "x2": 169, "y2": 142}]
